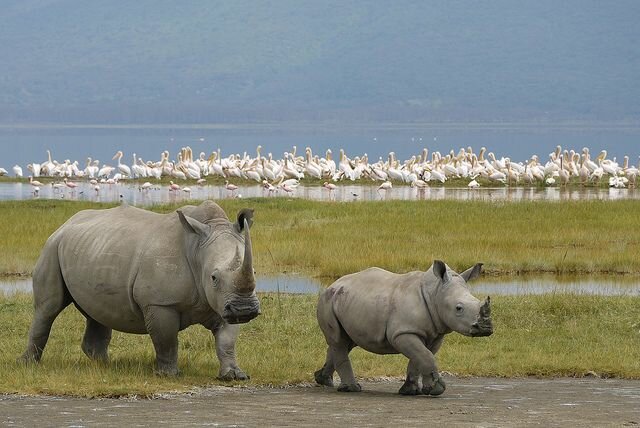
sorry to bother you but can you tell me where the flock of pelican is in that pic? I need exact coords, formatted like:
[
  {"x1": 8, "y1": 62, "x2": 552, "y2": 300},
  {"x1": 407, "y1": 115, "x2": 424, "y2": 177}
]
[{"x1": 1, "y1": 145, "x2": 639, "y2": 196}]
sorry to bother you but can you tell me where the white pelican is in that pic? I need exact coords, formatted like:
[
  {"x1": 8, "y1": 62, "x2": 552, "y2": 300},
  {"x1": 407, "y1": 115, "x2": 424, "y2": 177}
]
[
  {"x1": 377, "y1": 180, "x2": 392, "y2": 196},
  {"x1": 112, "y1": 151, "x2": 131, "y2": 178},
  {"x1": 27, "y1": 163, "x2": 41, "y2": 177},
  {"x1": 468, "y1": 179, "x2": 480, "y2": 189},
  {"x1": 12, "y1": 165, "x2": 23, "y2": 177},
  {"x1": 169, "y1": 181, "x2": 181, "y2": 191}
]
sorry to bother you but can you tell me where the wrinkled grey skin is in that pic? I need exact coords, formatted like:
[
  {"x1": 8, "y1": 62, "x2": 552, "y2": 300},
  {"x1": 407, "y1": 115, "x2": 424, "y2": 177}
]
[
  {"x1": 18, "y1": 200, "x2": 260, "y2": 380},
  {"x1": 315, "y1": 260, "x2": 493, "y2": 395}
]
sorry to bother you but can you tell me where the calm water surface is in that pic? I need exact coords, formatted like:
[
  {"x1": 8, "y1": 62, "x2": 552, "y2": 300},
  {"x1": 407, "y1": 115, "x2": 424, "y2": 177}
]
[
  {"x1": 1, "y1": 182, "x2": 639, "y2": 204},
  {"x1": 2, "y1": 275, "x2": 638, "y2": 296}
]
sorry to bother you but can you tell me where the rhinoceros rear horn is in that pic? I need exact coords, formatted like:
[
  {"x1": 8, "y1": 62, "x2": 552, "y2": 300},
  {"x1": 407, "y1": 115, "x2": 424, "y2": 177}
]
[{"x1": 480, "y1": 296, "x2": 491, "y2": 318}]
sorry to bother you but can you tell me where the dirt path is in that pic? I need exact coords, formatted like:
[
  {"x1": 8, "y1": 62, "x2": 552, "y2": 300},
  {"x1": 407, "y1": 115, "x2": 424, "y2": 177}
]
[{"x1": 2, "y1": 376, "x2": 639, "y2": 427}]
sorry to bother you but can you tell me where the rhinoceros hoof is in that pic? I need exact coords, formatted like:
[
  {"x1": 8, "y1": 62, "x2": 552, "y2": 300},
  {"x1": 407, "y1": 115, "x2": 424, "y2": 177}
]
[
  {"x1": 314, "y1": 369, "x2": 334, "y2": 387},
  {"x1": 218, "y1": 368, "x2": 250, "y2": 381},
  {"x1": 422, "y1": 375, "x2": 446, "y2": 396},
  {"x1": 337, "y1": 383, "x2": 362, "y2": 392},
  {"x1": 154, "y1": 366, "x2": 179, "y2": 377},
  {"x1": 16, "y1": 353, "x2": 39, "y2": 365},
  {"x1": 398, "y1": 381, "x2": 421, "y2": 396}
]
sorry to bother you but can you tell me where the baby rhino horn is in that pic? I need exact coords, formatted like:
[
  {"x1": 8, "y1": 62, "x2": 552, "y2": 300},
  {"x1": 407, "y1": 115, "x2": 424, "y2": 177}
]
[{"x1": 479, "y1": 296, "x2": 491, "y2": 318}]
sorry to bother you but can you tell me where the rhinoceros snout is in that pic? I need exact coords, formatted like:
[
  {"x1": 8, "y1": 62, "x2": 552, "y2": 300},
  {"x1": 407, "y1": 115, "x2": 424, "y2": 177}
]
[
  {"x1": 470, "y1": 320, "x2": 493, "y2": 337},
  {"x1": 222, "y1": 295, "x2": 260, "y2": 324}
]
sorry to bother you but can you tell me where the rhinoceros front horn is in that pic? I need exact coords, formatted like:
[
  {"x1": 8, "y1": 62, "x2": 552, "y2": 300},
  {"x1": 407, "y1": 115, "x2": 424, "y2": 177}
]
[{"x1": 236, "y1": 219, "x2": 256, "y2": 293}]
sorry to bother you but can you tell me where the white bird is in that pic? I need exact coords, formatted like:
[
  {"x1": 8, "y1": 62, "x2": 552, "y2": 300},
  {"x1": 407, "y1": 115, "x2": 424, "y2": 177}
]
[
  {"x1": 225, "y1": 180, "x2": 238, "y2": 196},
  {"x1": 29, "y1": 176, "x2": 44, "y2": 187},
  {"x1": 377, "y1": 180, "x2": 392, "y2": 197},
  {"x1": 13, "y1": 165, "x2": 23, "y2": 178},
  {"x1": 63, "y1": 178, "x2": 78, "y2": 191},
  {"x1": 112, "y1": 151, "x2": 131, "y2": 178},
  {"x1": 468, "y1": 179, "x2": 480, "y2": 189},
  {"x1": 169, "y1": 181, "x2": 181, "y2": 191}
]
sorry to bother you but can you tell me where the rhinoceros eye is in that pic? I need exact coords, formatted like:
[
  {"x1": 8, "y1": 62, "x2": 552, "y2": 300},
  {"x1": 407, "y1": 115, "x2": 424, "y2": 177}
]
[
  {"x1": 211, "y1": 274, "x2": 218, "y2": 286},
  {"x1": 455, "y1": 303, "x2": 464, "y2": 313}
]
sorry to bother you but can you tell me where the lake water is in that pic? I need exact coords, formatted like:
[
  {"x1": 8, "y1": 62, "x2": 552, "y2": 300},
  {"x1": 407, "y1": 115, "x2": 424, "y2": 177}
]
[
  {"x1": 2, "y1": 182, "x2": 639, "y2": 204},
  {"x1": 1, "y1": 124, "x2": 639, "y2": 170},
  {"x1": 2, "y1": 275, "x2": 638, "y2": 296}
]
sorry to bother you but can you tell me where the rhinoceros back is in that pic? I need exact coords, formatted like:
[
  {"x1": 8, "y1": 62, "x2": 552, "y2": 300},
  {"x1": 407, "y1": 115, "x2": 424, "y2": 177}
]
[{"x1": 53, "y1": 205, "x2": 174, "y2": 332}]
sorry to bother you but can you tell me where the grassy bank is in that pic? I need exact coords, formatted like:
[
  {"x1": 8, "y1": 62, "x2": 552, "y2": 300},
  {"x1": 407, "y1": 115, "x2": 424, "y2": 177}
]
[
  {"x1": 1, "y1": 292, "x2": 638, "y2": 396},
  {"x1": 1, "y1": 199, "x2": 640, "y2": 277}
]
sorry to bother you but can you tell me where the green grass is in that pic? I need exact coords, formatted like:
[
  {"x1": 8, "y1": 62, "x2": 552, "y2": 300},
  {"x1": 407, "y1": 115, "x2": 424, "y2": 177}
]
[
  {"x1": 1, "y1": 199, "x2": 640, "y2": 277},
  {"x1": 1, "y1": 292, "x2": 638, "y2": 397}
]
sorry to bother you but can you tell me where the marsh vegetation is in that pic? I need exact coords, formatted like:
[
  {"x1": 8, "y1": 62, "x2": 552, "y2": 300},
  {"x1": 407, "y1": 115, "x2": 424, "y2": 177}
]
[{"x1": 1, "y1": 199, "x2": 640, "y2": 277}]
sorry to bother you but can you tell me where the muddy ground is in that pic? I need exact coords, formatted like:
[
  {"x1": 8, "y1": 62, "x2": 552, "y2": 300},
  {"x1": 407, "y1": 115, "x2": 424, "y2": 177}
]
[{"x1": 1, "y1": 376, "x2": 639, "y2": 427}]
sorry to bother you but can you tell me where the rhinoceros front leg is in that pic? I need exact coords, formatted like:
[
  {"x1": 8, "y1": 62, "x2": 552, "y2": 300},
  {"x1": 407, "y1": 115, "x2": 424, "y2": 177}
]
[
  {"x1": 143, "y1": 305, "x2": 180, "y2": 376},
  {"x1": 212, "y1": 322, "x2": 249, "y2": 381},
  {"x1": 399, "y1": 360, "x2": 422, "y2": 395},
  {"x1": 393, "y1": 334, "x2": 446, "y2": 396}
]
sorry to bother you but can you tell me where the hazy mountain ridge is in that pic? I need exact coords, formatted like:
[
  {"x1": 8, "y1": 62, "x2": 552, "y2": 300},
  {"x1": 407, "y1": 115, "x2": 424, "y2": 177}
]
[{"x1": 2, "y1": 0, "x2": 639, "y2": 123}]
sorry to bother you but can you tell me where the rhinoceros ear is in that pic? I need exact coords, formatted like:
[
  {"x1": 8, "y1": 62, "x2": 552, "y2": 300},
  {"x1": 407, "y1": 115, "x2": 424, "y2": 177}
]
[
  {"x1": 460, "y1": 263, "x2": 483, "y2": 283},
  {"x1": 177, "y1": 210, "x2": 210, "y2": 237},
  {"x1": 433, "y1": 260, "x2": 449, "y2": 283},
  {"x1": 235, "y1": 208, "x2": 254, "y2": 233}
]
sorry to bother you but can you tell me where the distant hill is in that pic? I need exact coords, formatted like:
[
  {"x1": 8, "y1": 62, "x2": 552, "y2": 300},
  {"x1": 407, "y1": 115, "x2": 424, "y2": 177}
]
[{"x1": 1, "y1": 0, "x2": 639, "y2": 123}]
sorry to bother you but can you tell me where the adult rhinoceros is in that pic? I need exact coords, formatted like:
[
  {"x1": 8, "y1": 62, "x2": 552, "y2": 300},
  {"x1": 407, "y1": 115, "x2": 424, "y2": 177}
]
[
  {"x1": 19, "y1": 200, "x2": 260, "y2": 380},
  {"x1": 315, "y1": 260, "x2": 492, "y2": 395}
]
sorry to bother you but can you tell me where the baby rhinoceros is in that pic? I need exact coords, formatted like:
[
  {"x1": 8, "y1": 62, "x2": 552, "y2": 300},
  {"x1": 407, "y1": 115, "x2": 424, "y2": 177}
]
[{"x1": 315, "y1": 260, "x2": 493, "y2": 396}]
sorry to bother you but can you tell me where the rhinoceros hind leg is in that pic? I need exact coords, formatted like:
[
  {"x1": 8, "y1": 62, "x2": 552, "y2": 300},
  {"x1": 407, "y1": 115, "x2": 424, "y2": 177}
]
[
  {"x1": 18, "y1": 265, "x2": 72, "y2": 364},
  {"x1": 331, "y1": 343, "x2": 361, "y2": 392},
  {"x1": 314, "y1": 348, "x2": 336, "y2": 387},
  {"x1": 144, "y1": 305, "x2": 180, "y2": 376},
  {"x1": 81, "y1": 317, "x2": 112, "y2": 362},
  {"x1": 422, "y1": 371, "x2": 446, "y2": 396}
]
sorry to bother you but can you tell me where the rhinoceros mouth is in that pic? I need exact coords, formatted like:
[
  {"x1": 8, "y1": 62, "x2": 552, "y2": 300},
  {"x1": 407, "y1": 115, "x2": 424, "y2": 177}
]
[
  {"x1": 469, "y1": 322, "x2": 493, "y2": 337},
  {"x1": 222, "y1": 295, "x2": 261, "y2": 324}
]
